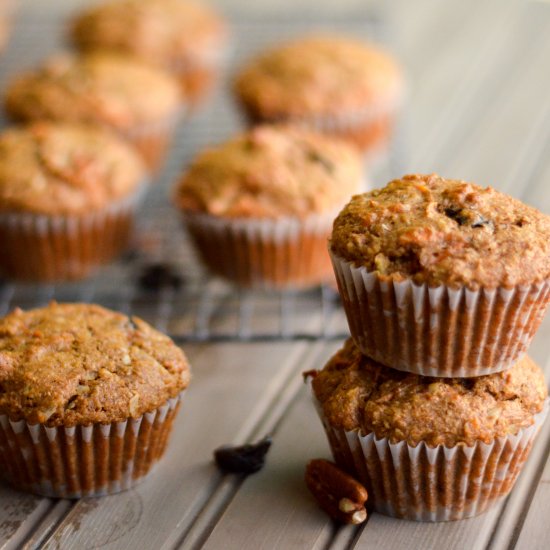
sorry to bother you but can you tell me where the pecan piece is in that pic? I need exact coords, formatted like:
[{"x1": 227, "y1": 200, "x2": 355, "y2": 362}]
[{"x1": 305, "y1": 459, "x2": 368, "y2": 525}]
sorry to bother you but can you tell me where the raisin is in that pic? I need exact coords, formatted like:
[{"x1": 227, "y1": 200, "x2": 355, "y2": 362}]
[
  {"x1": 460, "y1": 378, "x2": 476, "y2": 390},
  {"x1": 138, "y1": 263, "x2": 183, "y2": 292},
  {"x1": 306, "y1": 150, "x2": 335, "y2": 173},
  {"x1": 444, "y1": 207, "x2": 468, "y2": 226},
  {"x1": 214, "y1": 436, "x2": 272, "y2": 474}
]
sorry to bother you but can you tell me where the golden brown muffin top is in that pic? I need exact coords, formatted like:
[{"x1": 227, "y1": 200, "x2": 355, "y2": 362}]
[
  {"x1": 331, "y1": 173, "x2": 550, "y2": 289},
  {"x1": 174, "y1": 125, "x2": 363, "y2": 219},
  {"x1": 71, "y1": 0, "x2": 226, "y2": 66},
  {"x1": 310, "y1": 339, "x2": 547, "y2": 447},
  {"x1": 4, "y1": 52, "x2": 181, "y2": 130},
  {"x1": 0, "y1": 303, "x2": 191, "y2": 427},
  {"x1": 0, "y1": 123, "x2": 145, "y2": 215},
  {"x1": 234, "y1": 35, "x2": 403, "y2": 119}
]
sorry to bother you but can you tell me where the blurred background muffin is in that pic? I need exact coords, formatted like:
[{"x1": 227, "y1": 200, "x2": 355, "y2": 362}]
[
  {"x1": 70, "y1": 0, "x2": 228, "y2": 106},
  {"x1": 173, "y1": 124, "x2": 363, "y2": 289},
  {"x1": 0, "y1": 122, "x2": 146, "y2": 281},
  {"x1": 233, "y1": 34, "x2": 404, "y2": 161},
  {"x1": 4, "y1": 52, "x2": 182, "y2": 172},
  {"x1": 0, "y1": 302, "x2": 191, "y2": 498}
]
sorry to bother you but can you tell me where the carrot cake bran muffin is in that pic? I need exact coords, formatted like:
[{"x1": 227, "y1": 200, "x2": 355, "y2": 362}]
[
  {"x1": 4, "y1": 52, "x2": 182, "y2": 170},
  {"x1": 0, "y1": 122, "x2": 146, "y2": 282},
  {"x1": 70, "y1": 0, "x2": 227, "y2": 104},
  {"x1": 174, "y1": 124, "x2": 363, "y2": 288},
  {"x1": 233, "y1": 35, "x2": 403, "y2": 157},
  {"x1": 330, "y1": 173, "x2": 550, "y2": 377},
  {"x1": 0, "y1": 302, "x2": 191, "y2": 497},
  {"x1": 309, "y1": 338, "x2": 548, "y2": 521}
]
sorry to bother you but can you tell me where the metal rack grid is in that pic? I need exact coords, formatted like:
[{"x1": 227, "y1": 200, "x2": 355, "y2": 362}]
[{"x1": 0, "y1": 8, "x2": 406, "y2": 343}]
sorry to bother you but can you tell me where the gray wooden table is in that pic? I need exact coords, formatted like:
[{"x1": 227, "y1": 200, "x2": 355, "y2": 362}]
[{"x1": 0, "y1": 0, "x2": 549, "y2": 548}]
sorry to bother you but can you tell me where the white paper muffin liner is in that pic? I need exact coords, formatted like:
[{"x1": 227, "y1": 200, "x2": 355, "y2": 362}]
[
  {"x1": 183, "y1": 206, "x2": 350, "y2": 290},
  {"x1": 0, "y1": 183, "x2": 146, "y2": 282},
  {"x1": 330, "y1": 251, "x2": 550, "y2": 377},
  {"x1": 0, "y1": 392, "x2": 183, "y2": 498},
  {"x1": 241, "y1": 86, "x2": 404, "y2": 159},
  {"x1": 313, "y1": 395, "x2": 548, "y2": 521}
]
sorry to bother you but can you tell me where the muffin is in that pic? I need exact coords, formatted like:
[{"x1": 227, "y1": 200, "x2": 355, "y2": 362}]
[
  {"x1": 330, "y1": 173, "x2": 550, "y2": 377},
  {"x1": 70, "y1": 0, "x2": 227, "y2": 105},
  {"x1": 4, "y1": 52, "x2": 182, "y2": 171},
  {"x1": 0, "y1": 302, "x2": 191, "y2": 498},
  {"x1": 0, "y1": 122, "x2": 146, "y2": 281},
  {"x1": 233, "y1": 35, "x2": 404, "y2": 158},
  {"x1": 308, "y1": 338, "x2": 548, "y2": 521},
  {"x1": 173, "y1": 125, "x2": 364, "y2": 289}
]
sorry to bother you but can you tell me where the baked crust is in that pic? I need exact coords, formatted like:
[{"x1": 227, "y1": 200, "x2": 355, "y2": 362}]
[
  {"x1": 234, "y1": 35, "x2": 403, "y2": 119},
  {"x1": 71, "y1": 0, "x2": 226, "y2": 67},
  {"x1": 4, "y1": 52, "x2": 181, "y2": 129},
  {"x1": 174, "y1": 125, "x2": 362, "y2": 219},
  {"x1": 0, "y1": 122, "x2": 145, "y2": 215},
  {"x1": 0, "y1": 303, "x2": 191, "y2": 426},
  {"x1": 330, "y1": 173, "x2": 550, "y2": 289},
  {"x1": 311, "y1": 338, "x2": 547, "y2": 447}
]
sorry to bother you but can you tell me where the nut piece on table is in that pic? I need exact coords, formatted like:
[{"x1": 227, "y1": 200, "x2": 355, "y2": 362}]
[{"x1": 305, "y1": 458, "x2": 368, "y2": 525}]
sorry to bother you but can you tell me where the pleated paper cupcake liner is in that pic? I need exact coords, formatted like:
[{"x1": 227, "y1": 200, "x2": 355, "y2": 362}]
[
  {"x1": 123, "y1": 109, "x2": 184, "y2": 173},
  {"x1": 314, "y1": 396, "x2": 548, "y2": 522},
  {"x1": 182, "y1": 209, "x2": 338, "y2": 290},
  {"x1": 240, "y1": 93, "x2": 402, "y2": 159},
  {"x1": 330, "y1": 251, "x2": 550, "y2": 377},
  {"x1": 0, "y1": 183, "x2": 146, "y2": 282},
  {"x1": 0, "y1": 393, "x2": 183, "y2": 499}
]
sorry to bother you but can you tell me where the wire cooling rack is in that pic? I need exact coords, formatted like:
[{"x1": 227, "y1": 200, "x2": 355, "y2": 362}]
[{"x1": 0, "y1": 9, "x2": 406, "y2": 342}]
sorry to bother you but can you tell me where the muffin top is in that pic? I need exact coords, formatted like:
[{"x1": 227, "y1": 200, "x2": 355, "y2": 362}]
[
  {"x1": 4, "y1": 52, "x2": 181, "y2": 129},
  {"x1": 331, "y1": 173, "x2": 550, "y2": 289},
  {"x1": 174, "y1": 125, "x2": 363, "y2": 219},
  {"x1": 310, "y1": 338, "x2": 547, "y2": 447},
  {"x1": 71, "y1": 0, "x2": 226, "y2": 66},
  {"x1": 0, "y1": 123, "x2": 145, "y2": 215},
  {"x1": 234, "y1": 35, "x2": 403, "y2": 119},
  {"x1": 0, "y1": 303, "x2": 191, "y2": 427}
]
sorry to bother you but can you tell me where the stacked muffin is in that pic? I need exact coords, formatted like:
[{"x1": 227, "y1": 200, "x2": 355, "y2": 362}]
[{"x1": 310, "y1": 173, "x2": 550, "y2": 521}]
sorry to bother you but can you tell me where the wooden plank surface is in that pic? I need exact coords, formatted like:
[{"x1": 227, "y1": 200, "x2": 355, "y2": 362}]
[
  {"x1": 514, "y1": 446, "x2": 550, "y2": 550},
  {"x1": 0, "y1": 0, "x2": 549, "y2": 549}
]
